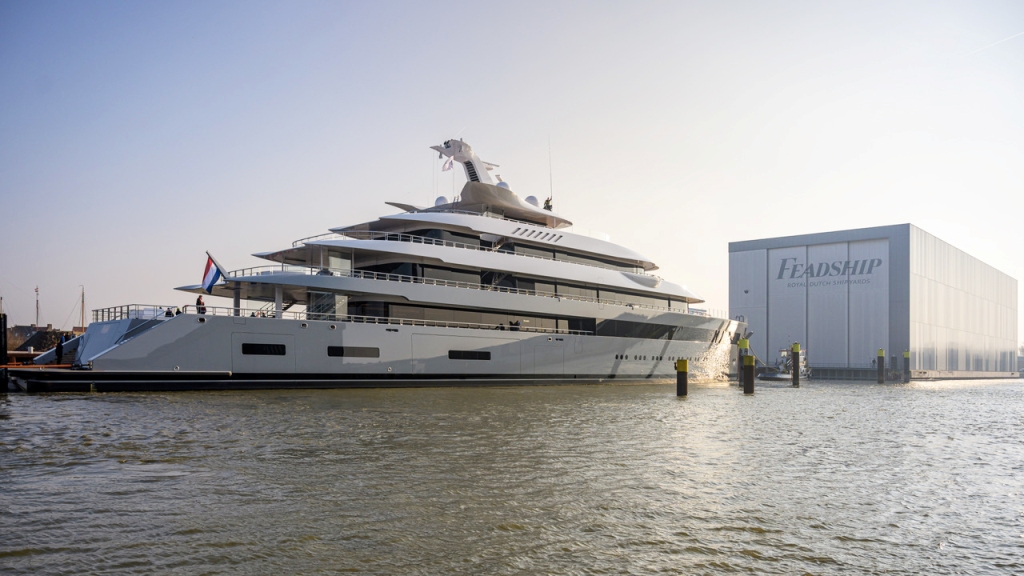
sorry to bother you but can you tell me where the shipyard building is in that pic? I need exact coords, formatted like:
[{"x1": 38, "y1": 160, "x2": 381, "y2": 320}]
[{"x1": 729, "y1": 224, "x2": 1018, "y2": 379}]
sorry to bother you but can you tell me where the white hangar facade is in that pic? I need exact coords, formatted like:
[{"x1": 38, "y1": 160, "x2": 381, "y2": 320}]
[{"x1": 729, "y1": 224, "x2": 1018, "y2": 379}]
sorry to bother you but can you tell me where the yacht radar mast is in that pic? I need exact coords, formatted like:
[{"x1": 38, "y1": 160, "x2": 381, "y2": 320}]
[
  {"x1": 431, "y1": 139, "x2": 499, "y2": 185},
  {"x1": 426, "y1": 138, "x2": 573, "y2": 229}
]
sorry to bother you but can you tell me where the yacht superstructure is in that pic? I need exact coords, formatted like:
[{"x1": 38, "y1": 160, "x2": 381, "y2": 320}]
[{"x1": 21, "y1": 140, "x2": 743, "y2": 391}]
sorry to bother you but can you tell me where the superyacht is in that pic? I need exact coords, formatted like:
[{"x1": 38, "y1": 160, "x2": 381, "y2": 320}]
[{"x1": 16, "y1": 140, "x2": 743, "y2": 391}]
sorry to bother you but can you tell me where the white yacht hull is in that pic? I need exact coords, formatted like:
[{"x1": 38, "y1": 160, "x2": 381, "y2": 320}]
[{"x1": 15, "y1": 315, "x2": 741, "y2": 392}]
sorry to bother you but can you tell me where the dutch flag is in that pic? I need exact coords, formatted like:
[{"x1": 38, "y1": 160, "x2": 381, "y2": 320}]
[{"x1": 201, "y1": 253, "x2": 223, "y2": 293}]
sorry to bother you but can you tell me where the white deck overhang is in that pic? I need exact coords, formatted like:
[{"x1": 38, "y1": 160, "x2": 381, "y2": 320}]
[
  {"x1": 330, "y1": 211, "x2": 657, "y2": 271},
  {"x1": 175, "y1": 273, "x2": 713, "y2": 323},
  {"x1": 255, "y1": 239, "x2": 699, "y2": 302}
]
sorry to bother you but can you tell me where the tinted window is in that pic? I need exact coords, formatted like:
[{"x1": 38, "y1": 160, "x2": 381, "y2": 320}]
[
  {"x1": 595, "y1": 320, "x2": 716, "y2": 342},
  {"x1": 242, "y1": 343, "x2": 286, "y2": 355},
  {"x1": 327, "y1": 346, "x2": 380, "y2": 358},
  {"x1": 449, "y1": 350, "x2": 491, "y2": 360}
]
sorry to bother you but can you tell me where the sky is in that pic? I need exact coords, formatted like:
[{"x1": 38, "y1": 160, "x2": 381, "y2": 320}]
[{"x1": 1, "y1": 1, "x2": 1022, "y2": 344}]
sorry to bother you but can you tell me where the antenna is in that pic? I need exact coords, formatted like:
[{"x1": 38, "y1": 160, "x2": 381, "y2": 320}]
[
  {"x1": 80, "y1": 285, "x2": 85, "y2": 331},
  {"x1": 35, "y1": 286, "x2": 40, "y2": 327},
  {"x1": 548, "y1": 136, "x2": 553, "y2": 202},
  {"x1": 544, "y1": 136, "x2": 554, "y2": 212}
]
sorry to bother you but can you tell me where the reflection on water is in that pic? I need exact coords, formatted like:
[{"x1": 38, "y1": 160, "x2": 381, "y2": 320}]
[{"x1": 2, "y1": 380, "x2": 1023, "y2": 575}]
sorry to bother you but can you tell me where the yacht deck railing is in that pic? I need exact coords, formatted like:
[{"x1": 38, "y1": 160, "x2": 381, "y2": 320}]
[
  {"x1": 91, "y1": 304, "x2": 593, "y2": 335},
  {"x1": 290, "y1": 230, "x2": 650, "y2": 276},
  {"x1": 93, "y1": 304, "x2": 182, "y2": 322},
  {"x1": 226, "y1": 264, "x2": 705, "y2": 315},
  {"x1": 291, "y1": 210, "x2": 546, "y2": 248}
]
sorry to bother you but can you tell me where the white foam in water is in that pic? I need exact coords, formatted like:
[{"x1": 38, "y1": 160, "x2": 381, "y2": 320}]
[{"x1": 688, "y1": 337, "x2": 734, "y2": 383}]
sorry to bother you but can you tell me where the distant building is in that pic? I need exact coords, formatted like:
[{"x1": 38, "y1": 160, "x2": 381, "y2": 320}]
[
  {"x1": 730, "y1": 224, "x2": 1018, "y2": 379},
  {"x1": 5, "y1": 324, "x2": 80, "y2": 352},
  {"x1": 5, "y1": 325, "x2": 39, "y2": 350}
]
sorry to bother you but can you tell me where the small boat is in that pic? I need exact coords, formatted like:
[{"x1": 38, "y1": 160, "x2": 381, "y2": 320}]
[{"x1": 757, "y1": 348, "x2": 810, "y2": 381}]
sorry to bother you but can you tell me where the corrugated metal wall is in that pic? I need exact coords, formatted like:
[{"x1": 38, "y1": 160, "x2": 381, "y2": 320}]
[
  {"x1": 848, "y1": 239, "x2": 889, "y2": 366},
  {"x1": 767, "y1": 246, "x2": 807, "y2": 364},
  {"x1": 728, "y1": 249, "x2": 768, "y2": 361},
  {"x1": 909, "y1": 226, "x2": 1018, "y2": 372},
  {"x1": 732, "y1": 234, "x2": 891, "y2": 367},
  {"x1": 807, "y1": 243, "x2": 849, "y2": 365}
]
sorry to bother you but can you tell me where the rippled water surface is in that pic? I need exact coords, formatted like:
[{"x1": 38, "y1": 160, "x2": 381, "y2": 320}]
[{"x1": 2, "y1": 379, "x2": 1023, "y2": 574}]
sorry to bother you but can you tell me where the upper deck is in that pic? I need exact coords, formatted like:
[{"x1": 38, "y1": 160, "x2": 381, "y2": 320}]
[{"x1": 329, "y1": 209, "x2": 656, "y2": 271}]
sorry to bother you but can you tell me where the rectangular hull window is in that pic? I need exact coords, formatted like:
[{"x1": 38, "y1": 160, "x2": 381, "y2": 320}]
[
  {"x1": 327, "y1": 346, "x2": 380, "y2": 358},
  {"x1": 449, "y1": 350, "x2": 491, "y2": 360},
  {"x1": 242, "y1": 343, "x2": 287, "y2": 356}
]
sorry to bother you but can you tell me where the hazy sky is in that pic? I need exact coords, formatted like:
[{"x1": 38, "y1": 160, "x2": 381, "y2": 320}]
[{"x1": 2, "y1": 1, "x2": 1022, "y2": 343}]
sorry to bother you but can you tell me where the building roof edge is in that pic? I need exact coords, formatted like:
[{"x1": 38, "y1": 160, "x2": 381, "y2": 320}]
[{"x1": 728, "y1": 224, "x2": 911, "y2": 253}]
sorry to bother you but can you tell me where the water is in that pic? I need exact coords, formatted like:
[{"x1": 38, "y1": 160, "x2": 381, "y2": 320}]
[{"x1": 2, "y1": 380, "x2": 1023, "y2": 575}]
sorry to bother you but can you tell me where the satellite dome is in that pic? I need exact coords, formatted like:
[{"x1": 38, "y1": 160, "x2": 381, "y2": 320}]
[
  {"x1": 496, "y1": 181, "x2": 511, "y2": 189},
  {"x1": 434, "y1": 196, "x2": 449, "y2": 207},
  {"x1": 525, "y1": 195, "x2": 539, "y2": 207}
]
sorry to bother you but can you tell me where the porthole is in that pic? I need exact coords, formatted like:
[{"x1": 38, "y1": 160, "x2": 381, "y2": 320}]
[
  {"x1": 329, "y1": 324, "x2": 337, "y2": 330},
  {"x1": 300, "y1": 322, "x2": 308, "y2": 328},
  {"x1": 197, "y1": 317, "x2": 206, "y2": 324}
]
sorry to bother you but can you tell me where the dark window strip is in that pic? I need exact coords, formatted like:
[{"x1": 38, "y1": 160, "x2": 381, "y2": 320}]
[
  {"x1": 327, "y1": 346, "x2": 380, "y2": 358},
  {"x1": 241, "y1": 343, "x2": 286, "y2": 356},
  {"x1": 449, "y1": 350, "x2": 491, "y2": 361},
  {"x1": 595, "y1": 320, "x2": 716, "y2": 342}
]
